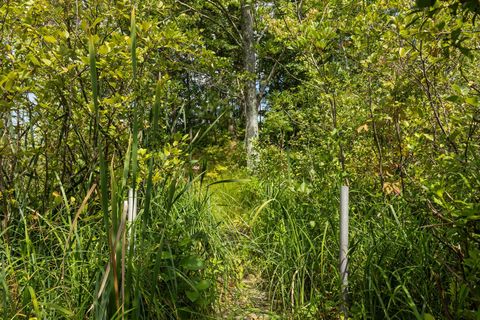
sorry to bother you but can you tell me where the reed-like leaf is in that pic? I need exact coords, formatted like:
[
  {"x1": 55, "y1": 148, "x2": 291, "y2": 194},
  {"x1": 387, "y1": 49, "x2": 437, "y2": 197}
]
[
  {"x1": 88, "y1": 35, "x2": 99, "y2": 144},
  {"x1": 144, "y1": 79, "x2": 163, "y2": 223},
  {"x1": 189, "y1": 111, "x2": 225, "y2": 149},
  {"x1": 130, "y1": 6, "x2": 139, "y2": 194},
  {"x1": 130, "y1": 7, "x2": 137, "y2": 81}
]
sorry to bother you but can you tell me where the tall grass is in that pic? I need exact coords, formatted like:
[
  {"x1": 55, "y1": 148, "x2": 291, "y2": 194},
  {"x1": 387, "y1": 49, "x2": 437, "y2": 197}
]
[
  {"x1": 0, "y1": 176, "x2": 231, "y2": 319},
  {"x1": 241, "y1": 179, "x2": 340, "y2": 318},
  {"x1": 2, "y1": 163, "x2": 473, "y2": 319},
  {"x1": 232, "y1": 176, "x2": 474, "y2": 319}
]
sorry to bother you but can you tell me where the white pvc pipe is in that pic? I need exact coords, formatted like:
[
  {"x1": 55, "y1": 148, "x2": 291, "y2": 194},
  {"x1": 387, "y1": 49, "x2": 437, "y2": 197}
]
[
  {"x1": 128, "y1": 188, "x2": 134, "y2": 223},
  {"x1": 132, "y1": 189, "x2": 137, "y2": 222},
  {"x1": 340, "y1": 185, "x2": 349, "y2": 317},
  {"x1": 127, "y1": 188, "x2": 137, "y2": 251}
]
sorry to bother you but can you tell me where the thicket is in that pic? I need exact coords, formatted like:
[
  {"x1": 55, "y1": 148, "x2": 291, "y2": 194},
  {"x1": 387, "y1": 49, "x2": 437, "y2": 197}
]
[{"x1": 1, "y1": 0, "x2": 479, "y2": 319}]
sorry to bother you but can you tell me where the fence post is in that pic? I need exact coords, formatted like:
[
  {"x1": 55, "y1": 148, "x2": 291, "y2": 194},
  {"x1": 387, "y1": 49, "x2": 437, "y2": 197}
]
[{"x1": 340, "y1": 185, "x2": 349, "y2": 318}]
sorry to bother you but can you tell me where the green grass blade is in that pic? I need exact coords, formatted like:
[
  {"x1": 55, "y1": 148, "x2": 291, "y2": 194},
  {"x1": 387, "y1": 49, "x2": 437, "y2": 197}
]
[
  {"x1": 99, "y1": 148, "x2": 110, "y2": 245},
  {"x1": 122, "y1": 136, "x2": 132, "y2": 191},
  {"x1": 144, "y1": 158, "x2": 154, "y2": 224},
  {"x1": 130, "y1": 6, "x2": 139, "y2": 193},
  {"x1": 144, "y1": 79, "x2": 163, "y2": 223},
  {"x1": 206, "y1": 178, "x2": 250, "y2": 189},
  {"x1": 27, "y1": 286, "x2": 41, "y2": 318},
  {"x1": 130, "y1": 7, "x2": 137, "y2": 81},
  {"x1": 110, "y1": 156, "x2": 119, "y2": 232},
  {"x1": 152, "y1": 79, "x2": 162, "y2": 143},
  {"x1": 88, "y1": 32, "x2": 109, "y2": 242},
  {"x1": 250, "y1": 198, "x2": 275, "y2": 226},
  {"x1": 88, "y1": 35, "x2": 99, "y2": 144},
  {"x1": 189, "y1": 111, "x2": 225, "y2": 149}
]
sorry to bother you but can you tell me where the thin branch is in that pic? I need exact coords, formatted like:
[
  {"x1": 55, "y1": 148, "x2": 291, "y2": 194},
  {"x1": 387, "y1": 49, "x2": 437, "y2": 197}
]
[
  {"x1": 296, "y1": 0, "x2": 304, "y2": 22},
  {"x1": 257, "y1": 56, "x2": 280, "y2": 103},
  {"x1": 206, "y1": 0, "x2": 243, "y2": 42},
  {"x1": 418, "y1": 40, "x2": 459, "y2": 154},
  {"x1": 175, "y1": 0, "x2": 242, "y2": 47}
]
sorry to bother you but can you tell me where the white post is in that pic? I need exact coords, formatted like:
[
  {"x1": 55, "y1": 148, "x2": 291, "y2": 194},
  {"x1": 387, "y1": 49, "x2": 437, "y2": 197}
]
[
  {"x1": 128, "y1": 188, "x2": 134, "y2": 224},
  {"x1": 340, "y1": 185, "x2": 349, "y2": 318},
  {"x1": 127, "y1": 188, "x2": 138, "y2": 223},
  {"x1": 132, "y1": 189, "x2": 137, "y2": 222},
  {"x1": 127, "y1": 188, "x2": 137, "y2": 248}
]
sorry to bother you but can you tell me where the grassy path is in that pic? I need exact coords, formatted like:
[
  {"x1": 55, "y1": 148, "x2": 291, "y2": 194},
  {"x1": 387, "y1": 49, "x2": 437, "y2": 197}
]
[{"x1": 209, "y1": 182, "x2": 280, "y2": 319}]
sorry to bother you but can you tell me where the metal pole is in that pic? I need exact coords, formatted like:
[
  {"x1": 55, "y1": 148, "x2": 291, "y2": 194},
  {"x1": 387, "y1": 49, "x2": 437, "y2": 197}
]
[{"x1": 340, "y1": 185, "x2": 349, "y2": 318}]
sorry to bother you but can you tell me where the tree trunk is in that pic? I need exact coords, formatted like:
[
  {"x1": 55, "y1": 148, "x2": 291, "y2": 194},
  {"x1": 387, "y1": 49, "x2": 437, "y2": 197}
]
[{"x1": 241, "y1": 1, "x2": 258, "y2": 169}]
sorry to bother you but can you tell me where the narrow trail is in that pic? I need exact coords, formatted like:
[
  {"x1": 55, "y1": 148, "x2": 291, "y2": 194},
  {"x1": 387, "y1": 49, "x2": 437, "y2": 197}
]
[
  {"x1": 210, "y1": 184, "x2": 280, "y2": 320},
  {"x1": 219, "y1": 272, "x2": 272, "y2": 320}
]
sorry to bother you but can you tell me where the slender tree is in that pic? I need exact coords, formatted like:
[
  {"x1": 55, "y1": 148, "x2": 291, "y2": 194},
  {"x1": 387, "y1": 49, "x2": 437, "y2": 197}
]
[{"x1": 241, "y1": 1, "x2": 259, "y2": 168}]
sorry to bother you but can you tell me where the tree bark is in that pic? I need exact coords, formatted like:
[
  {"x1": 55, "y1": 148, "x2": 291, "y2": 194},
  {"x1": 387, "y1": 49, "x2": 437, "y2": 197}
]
[{"x1": 241, "y1": 1, "x2": 259, "y2": 169}]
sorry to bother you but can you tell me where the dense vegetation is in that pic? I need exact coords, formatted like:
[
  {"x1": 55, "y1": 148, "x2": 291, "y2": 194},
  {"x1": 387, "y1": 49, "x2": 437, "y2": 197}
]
[{"x1": 1, "y1": 0, "x2": 479, "y2": 319}]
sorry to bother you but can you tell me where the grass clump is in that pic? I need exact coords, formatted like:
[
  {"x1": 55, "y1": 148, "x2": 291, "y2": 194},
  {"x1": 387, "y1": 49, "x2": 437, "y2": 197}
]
[
  {"x1": 224, "y1": 173, "x2": 479, "y2": 319},
  {"x1": 0, "y1": 171, "x2": 232, "y2": 319}
]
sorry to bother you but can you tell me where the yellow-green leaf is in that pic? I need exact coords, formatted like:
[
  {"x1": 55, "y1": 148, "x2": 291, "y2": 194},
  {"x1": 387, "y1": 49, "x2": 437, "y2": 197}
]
[
  {"x1": 41, "y1": 58, "x2": 52, "y2": 66},
  {"x1": 43, "y1": 35, "x2": 57, "y2": 44},
  {"x1": 97, "y1": 43, "x2": 110, "y2": 55},
  {"x1": 423, "y1": 313, "x2": 435, "y2": 320},
  {"x1": 465, "y1": 96, "x2": 478, "y2": 106}
]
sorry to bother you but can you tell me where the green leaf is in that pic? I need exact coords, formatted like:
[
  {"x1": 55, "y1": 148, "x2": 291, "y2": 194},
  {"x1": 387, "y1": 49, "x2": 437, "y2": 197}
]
[
  {"x1": 43, "y1": 35, "x2": 57, "y2": 44},
  {"x1": 423, "y1": 133, "x2": 434, "y2": 141},
  {"x1": 185, "y1": 290, "x2": 200, "y2": 302},
  {"x1": 97, "y1": 43, "x2": 110, "y2": 55},
  {"x1": 452, "y1": 84, "x2": 469, "y2": 95},
  {"x1": 160, "y1": 251, "x2": 173, "y2": 259},
  {"x1": 27, "y1": 54, "x2": 40, "y2": 66},
  {"x1": 195, "y1": 279, "x2": 211, "y2": 291},
  {"x1": 181, "y1": 256, "x2": 204, "y2": 271},
  {"x1": 28, "y1": 286, "x2": 41, "y2": 317},
  {"x1": 435, "y1": 21, "x2": 445, "y2": 30},
  {"x1": 130, "y1": 7, "x2": 137, "y2": 79},
  {"x1": 41, "y1": 58, "x2": 52, "y2": 66},
  {"x1": 446, "y1": 95, "x2": 461, "y2": 103},
  {"x1": 88, "y1": 35, "x2": 99, "y2": 118},
  {"x1": 42, "y1": 302, "x2": 74, "y2": 317},
  {"x1": 458, "y1": 46, "x2": 473, "y2": 59},
  {"x1": 90, "y1": 17, "x2": 103, "y2": 29},
  {"x1": 423, "y1": 313, "x2": 435, "y2": 320},
  {"x1": 465, "y1": 96, "x2": 478, "y2": 106}
]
